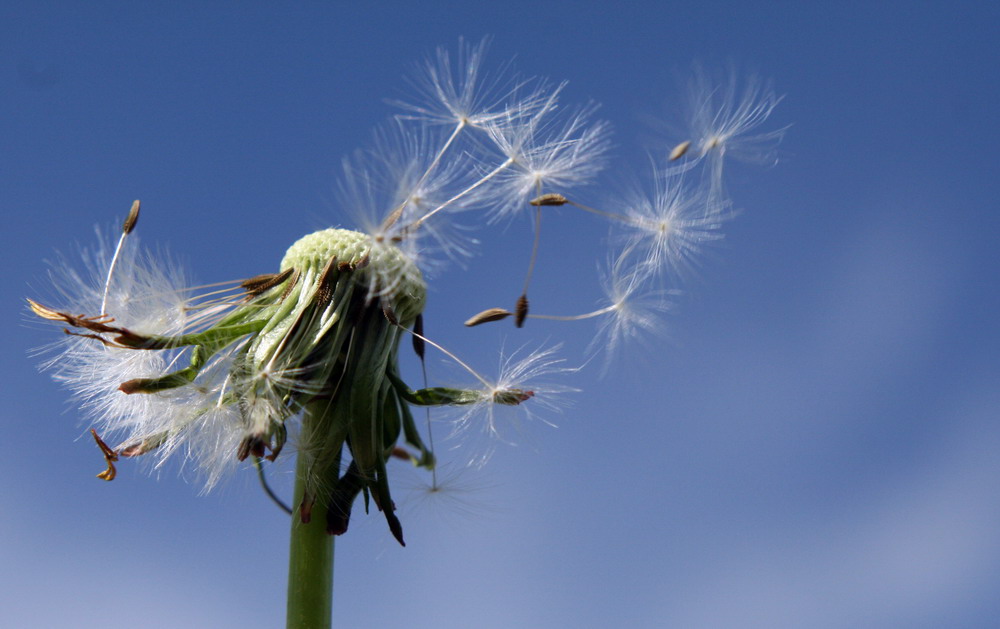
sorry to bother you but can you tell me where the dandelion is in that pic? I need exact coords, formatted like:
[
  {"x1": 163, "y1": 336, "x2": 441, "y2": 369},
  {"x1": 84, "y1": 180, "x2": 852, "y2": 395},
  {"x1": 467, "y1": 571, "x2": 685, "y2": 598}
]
[
  {"x1": 27, "y1": 40, "x2": 782, "y2": 629},
  {"x1": 36, "y1": 225, "x2": 423, "y2": 535},
  {"x1": 29, "y1": 215, "x2": 550, "y2": 542}
]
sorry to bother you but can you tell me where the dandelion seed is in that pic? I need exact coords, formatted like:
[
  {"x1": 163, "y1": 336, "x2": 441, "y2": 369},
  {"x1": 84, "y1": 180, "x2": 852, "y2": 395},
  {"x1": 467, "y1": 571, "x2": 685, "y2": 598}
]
[
  {"x1": 338, "y1": 123, "x2": 478, "y2": 272},
  {"x1": 529, "y1": 193, "x2": 568, "y2": 206},
  {"x1": 447, "y1": 344, "x2": 578, "y2": 467},
  {"x1": 101, "y1": 199, "x2": 140, "y2": 316},
  {"x1": 620, "y1": 167, "x2": 732, "y2": 278},
  {"x1": 590, "y1": 252, "x2": 673, "y2": 362},
  {"x1": 680, "y1": 66, "x2": 786, "y2": 200},
  {"x1": 391, "y1": 37, "x2": 553, "y2": 130},
  {"x1": 526, "y1": 250, "x2": 671, "y2": 368},
  {"x1": 398, "y1": 463, "x2": 499, "y2": 525},
  {"x1": 669, "y1": 140, "x2": 691, "y2": 161},
  {"x1": 483, "y1": 97, "x2": 611, "y2": 220},
  {"x1": 514, "y1": 293, "x2": 530, "y2": 328},
  {"x1": 464, "y1": 308, "x2": 513, "y2": 327}
]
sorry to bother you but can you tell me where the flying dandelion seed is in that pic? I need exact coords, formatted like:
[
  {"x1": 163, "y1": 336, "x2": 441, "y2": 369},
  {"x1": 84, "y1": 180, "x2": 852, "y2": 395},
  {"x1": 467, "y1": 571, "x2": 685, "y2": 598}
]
[{"x1": 676, "y1": 65, "x2": 787, "y2": 203}]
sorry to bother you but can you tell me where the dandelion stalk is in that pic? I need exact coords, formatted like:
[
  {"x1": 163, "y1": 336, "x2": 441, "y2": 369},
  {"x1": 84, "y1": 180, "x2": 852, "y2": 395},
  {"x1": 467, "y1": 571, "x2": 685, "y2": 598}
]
[{"x1": 286, "y1": 400, "x2": 337, "y2": 629}]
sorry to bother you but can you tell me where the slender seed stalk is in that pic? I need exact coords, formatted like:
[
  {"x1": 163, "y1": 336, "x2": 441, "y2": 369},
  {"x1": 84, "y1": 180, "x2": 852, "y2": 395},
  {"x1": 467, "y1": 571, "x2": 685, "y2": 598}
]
[
  {"x1": 416, "y1": 120, "x2": 466, "y2": 192},
  {"x1": 522, "y1": 203, "x2": 543, "y2": 295},
  {"x1": 286, "y1": 401, "x2": 336, "y2": 629},
  {"x1": 566, "y1": 199, "x2": 635, "y2": 224},
  {"x1": 391, "y1": 319, "x2": 493, "y2": 389},
  {"x1": 101, "y1": 200, "x2": 140, "y2": 315},
  {"x1": 409, "y1": 157, "x2": 514, "y2": 230},
  {"x1": 527, "y1": 304, "x2": 618, "y2": 321},
  {"x1": 413, "y1": 316, "x2": 439, "y2": 490}
]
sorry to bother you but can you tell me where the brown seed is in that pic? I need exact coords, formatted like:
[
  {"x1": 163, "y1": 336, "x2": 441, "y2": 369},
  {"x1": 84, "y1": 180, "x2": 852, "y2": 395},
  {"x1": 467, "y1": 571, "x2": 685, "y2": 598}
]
[
  {"x1": 240, "y1": 268, "x2": 294, "y2": 297},
  {"x1": 669, "y1": 140, "x2": 692, "y2": 161},
  {"x1": 380, "y1": 204, "x2": 405, "y2": 232},
  {"x1": 464, "y1": 308, "x2": 513, "y2": 327},
  {"x1": 241, "y1": 273, "x2": 274, "y2": 290},
  {"x1": 236, "y1": 435, "x2": 267, "y2": 461},
  {"x1": 314, "y1": 256, "x2": 339, "y2": 308},
  {"x1": 119, "y1": 433, "x2": 168, "y2": 458},
  {"x1": 118, "y1": 378, "x2": 145, "y2": 394},
  {"x1": 529, "y1": 193, "x2": 568, "y2": 207},
  {"x1": 122, "y1": 200, "x2": 141, "y2": 234},
  {"x1": 26, "y1": 298, "x2": 63, "y2": 321},
  {"x1": 119, "y1": 443, "x2": 144, "y2": 458},
  {"x1": 382, "y1": 304, "x2": 399, "y2": 325},
  {"x1": 514, "y1": 294, "x2": 529, "y2": 328},
  {"x1": 493, "y1": 388, "x2": 535, "y2": 405},
  {"x1": 280, "y1": 269, "x2": 301, "y2": 300},
  {"x1": 412, "y1": 313, "x2": 426, "y2": 359},
  {"x1": 390, "y1": 447, "x2": 412, "y2": 461},
  {"x1": 27, "y1": 299, "x2": 133, "y2": 342}
]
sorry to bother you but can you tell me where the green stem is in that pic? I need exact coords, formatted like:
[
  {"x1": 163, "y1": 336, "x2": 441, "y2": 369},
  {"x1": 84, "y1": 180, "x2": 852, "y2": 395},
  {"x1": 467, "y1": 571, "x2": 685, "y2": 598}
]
[{"x1": 286, "y1": 406, "x2": 335, "y2": 629}]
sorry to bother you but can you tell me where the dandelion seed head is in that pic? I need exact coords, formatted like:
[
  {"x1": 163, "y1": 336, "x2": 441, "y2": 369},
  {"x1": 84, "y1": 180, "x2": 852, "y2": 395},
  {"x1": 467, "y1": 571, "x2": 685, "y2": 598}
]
[{"x1": 280, "y1": 227, "x2": 425, "y2": 317}]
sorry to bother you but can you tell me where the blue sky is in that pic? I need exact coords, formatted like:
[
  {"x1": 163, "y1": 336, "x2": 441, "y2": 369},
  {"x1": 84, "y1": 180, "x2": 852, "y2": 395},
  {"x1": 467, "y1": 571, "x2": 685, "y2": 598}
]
[{"x1": 2, "y1": 2, "x2": 999, "y2": 628}]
